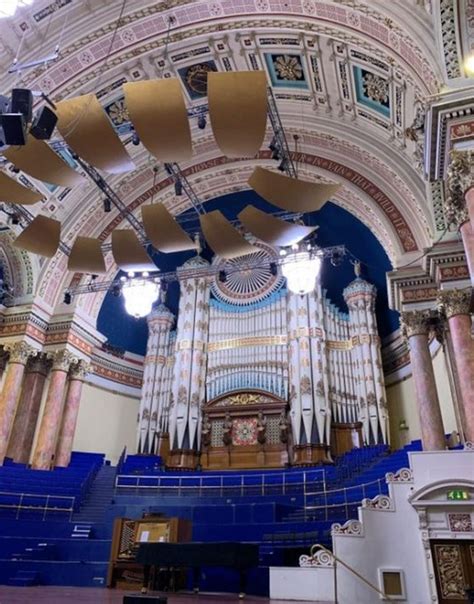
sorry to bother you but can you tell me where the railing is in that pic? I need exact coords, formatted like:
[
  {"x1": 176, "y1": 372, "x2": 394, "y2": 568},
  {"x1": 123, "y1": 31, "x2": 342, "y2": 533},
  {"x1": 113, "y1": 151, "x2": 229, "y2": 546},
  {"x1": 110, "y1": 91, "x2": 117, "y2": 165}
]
[
  {"x1": 0, "y1": 491, "x2": 75, "y2": 521},
  {"x1": 309, "y1": 544, "x2": 396, "y2": 602},
  {"x1": 303, "y1": 477, "x2": 387, "y2": 522},
  {"x1": 115, "y1": 467, "x2": 327, "y2": 497}
]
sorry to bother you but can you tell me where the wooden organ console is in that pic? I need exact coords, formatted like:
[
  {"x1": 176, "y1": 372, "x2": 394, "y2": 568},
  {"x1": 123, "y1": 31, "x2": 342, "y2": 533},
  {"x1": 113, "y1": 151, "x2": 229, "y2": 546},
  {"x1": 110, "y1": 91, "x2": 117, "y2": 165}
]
[{"x1": 107, "y1": 514, "x2": 192, "y2": 589}]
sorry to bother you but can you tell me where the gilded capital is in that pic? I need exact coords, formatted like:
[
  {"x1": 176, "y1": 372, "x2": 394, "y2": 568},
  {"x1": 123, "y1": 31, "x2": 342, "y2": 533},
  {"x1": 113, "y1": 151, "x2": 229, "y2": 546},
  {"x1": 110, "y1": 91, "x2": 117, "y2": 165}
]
[
  {"x1": 69, "y1": 360, "x2": 91, "y2": 381},
  {"x1": 437, "y1": 288, "x2": 472, "y2": 319},
  {"x1": 400, "y1": 309, "x2": 437, "y2": 339},
  {"x1": 445, "y1": 150, "x2": 473, "y2": 228},
  {"x1": 48, "y1": 349, "x2": 78, "y2": 372},
  {"x1": 5, "y1": 341, "x2": 36, "y2": 365}
]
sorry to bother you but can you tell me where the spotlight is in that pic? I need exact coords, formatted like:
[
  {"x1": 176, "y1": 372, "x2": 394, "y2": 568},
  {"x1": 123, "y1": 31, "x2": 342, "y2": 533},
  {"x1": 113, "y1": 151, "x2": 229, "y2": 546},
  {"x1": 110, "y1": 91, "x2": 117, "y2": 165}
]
[
  {"x1": 218, "y1": 270, "x2": 227, "y2": 283},
  {"x1": 9, "y1": 213, "x2": 20, "y2": 225},
  {"x1": 174, "y1": 178, "x2": 183, "y2": 196},
  {"x1": 197, "y1": 114, "x2": 207, "y2": 130},
  {"x1": 63, "y1": 292, "x2": 72, "y2": 305},
  {"x1": 330, "y1": 251, "x2": 343, "y2": 267},
  {"x1": 103, "y1": 198, "x2": 112, "y2": 213},
  {"x1": 112, "y1": 284, "x2": 121, "y2": 297},
  {"x1": 131, "y1": 131, "x2": 140, "y2": 146},
  {"x1": 164, "y1": 164, "x2": 173, "y2": 175},
  {"x1": 269, "y1": 262, "x2": 278, "y2": 276},
  {"x1": 271, "y1": 148, "x2": 281, "y2": 161},
  {"x1": 11, "y1": 167, "x2": 20, "y2": 173},
  {"x1": 269, "y1": 137, "x2": 277, "y2": 152},
  {"x1": 278, "y1": 159, "x2": 288, "y2": 172}
]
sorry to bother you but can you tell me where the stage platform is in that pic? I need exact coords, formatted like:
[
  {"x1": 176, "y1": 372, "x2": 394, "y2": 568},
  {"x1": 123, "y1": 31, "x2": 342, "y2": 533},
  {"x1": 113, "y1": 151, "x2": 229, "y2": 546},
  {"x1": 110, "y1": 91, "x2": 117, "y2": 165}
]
[{"x1": 0, "y1": 586, "x2": 331, "y2": 603}]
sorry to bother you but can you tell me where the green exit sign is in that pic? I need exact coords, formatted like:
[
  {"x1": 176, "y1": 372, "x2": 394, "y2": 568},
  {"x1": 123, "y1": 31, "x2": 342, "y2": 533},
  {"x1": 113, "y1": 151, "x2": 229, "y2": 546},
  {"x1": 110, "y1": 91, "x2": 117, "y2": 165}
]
[{"x1": 447, "y1": 490, "x2": 470, "y2": 501}]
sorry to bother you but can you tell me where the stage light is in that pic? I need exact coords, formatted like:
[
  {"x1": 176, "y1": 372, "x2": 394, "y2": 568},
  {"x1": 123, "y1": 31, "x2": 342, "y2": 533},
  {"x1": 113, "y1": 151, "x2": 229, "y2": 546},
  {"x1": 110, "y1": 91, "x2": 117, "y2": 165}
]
[
  {"x1": 103, "y1": 198, "x2": 112, "y2": 213},
  {"x1": 278, "y1": 159, "x2": 288, "y2": 172},
  {"x1": 281, "y1": 247, "x2": 321, "y2": 295},
  {"x1": 131, "y1": 132, "x2": 140, "y2": 146},
  {"x1": 269, "y1": 262, "x2": 278, "y2": 276},
  {"x1": 174, "y1": 178, "x2": 183, "y2": 196},
  {"x1": 218, "y1": 270, "x2": 227, "y2": 283},
  {"x1": 269, "y1": 137, "x2": 277, "y2": 152},
  {"x1": 271, "y1": 148, "x2": 281, "y2": 161},
  {"x1": 112, "y1": 284, "x2": 122, "y2": 297},
  {"x1": 122, "y1": 277, "x2": 160, "y2": 318},
  {"x1": 63, "y1": 291, "x2": 72, "y2": 305},
  {"x1": 197, "y1": 114, "x2": 206, "y2": 130},
  {"x1": 330, "y1": 250, "x2": 343, "y2": 267}
]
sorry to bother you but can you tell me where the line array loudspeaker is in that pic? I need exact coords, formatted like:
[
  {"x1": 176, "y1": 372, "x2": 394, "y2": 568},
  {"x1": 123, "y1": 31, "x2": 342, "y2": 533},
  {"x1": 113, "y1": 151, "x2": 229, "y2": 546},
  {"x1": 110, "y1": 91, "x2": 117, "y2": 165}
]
[
  {"x1": 30, "y1": 106, "x2": 58, "y2": 140},
  {"x1": 0, "y1": 113, "x2": 27, "y2": 146},
  {"x1": 11, "y1": 88, "x2": 33, "y2": 123}
]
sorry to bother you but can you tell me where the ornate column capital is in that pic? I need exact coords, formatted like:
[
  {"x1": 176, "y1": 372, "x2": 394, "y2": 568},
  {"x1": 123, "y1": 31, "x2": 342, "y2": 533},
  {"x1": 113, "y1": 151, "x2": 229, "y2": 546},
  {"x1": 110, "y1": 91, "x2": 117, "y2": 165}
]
[
  {"x1": 445, "y1": 150, "x2": 473, "y2": 228},
  {"x1": 5, "y1": 341, "x2": 37, "y2": 365},
  {"x1": 27, "y1": 352, "x2": 51, "y2": 375},
  {"x1": 437, "y1": 288, "x2": 473, "y2": 319},
  {"x1": 48, "y1": 349, "x2": 78, "y2": 372},
  {"x1": 69, "y1": 360, "x2": 91, "y2": 382},
  {"x1": 400, "y1": 309, "x2": 437, "y2": 339}
]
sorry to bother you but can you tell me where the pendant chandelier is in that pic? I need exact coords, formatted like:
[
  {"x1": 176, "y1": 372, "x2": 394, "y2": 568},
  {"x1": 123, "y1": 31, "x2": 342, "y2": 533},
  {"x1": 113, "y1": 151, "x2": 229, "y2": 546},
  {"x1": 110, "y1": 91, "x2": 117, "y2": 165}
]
[
  {"x1": 0, "y1": 0, "x2": 35, "y2": 18},
  {"x1": 281, "y1": 246, "x2": 321, "y2": 295},
  {"x1": 121, "y1": 275, "x2": 160, "y2": 318}
]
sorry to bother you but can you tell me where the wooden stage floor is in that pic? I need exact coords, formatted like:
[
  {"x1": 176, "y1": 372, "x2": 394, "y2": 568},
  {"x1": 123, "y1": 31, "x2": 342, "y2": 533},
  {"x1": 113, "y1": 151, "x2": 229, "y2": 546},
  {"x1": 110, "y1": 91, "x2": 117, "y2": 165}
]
[{"x1": 0, "y1": 587, "x2": 323, "y2": 603}]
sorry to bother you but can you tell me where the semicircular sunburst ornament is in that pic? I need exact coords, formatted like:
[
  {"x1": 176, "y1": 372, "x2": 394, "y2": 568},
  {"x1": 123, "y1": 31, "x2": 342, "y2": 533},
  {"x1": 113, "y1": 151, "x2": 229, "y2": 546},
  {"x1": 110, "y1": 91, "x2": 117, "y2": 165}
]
[{"x1": 211, "y1": 241, "x2": 284, "y2": 306}]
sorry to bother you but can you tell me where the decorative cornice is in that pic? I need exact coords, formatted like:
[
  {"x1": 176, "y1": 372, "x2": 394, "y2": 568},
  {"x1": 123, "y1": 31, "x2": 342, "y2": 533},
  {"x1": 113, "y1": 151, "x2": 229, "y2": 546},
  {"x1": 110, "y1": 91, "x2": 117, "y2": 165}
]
[{"x1": 438, "y1": 288, "x2": 473, "y2": 319}]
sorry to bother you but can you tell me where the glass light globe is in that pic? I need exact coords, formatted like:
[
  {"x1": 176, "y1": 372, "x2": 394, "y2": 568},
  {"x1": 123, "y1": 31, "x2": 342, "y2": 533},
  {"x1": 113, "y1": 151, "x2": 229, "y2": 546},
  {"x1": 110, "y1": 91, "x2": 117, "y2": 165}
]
[
  {"x1": 122, "y1": 279, "x2": 160, "y2": 318},
  {"x1": 281, "y1": 250, "x2": 321, "y2": 295}
]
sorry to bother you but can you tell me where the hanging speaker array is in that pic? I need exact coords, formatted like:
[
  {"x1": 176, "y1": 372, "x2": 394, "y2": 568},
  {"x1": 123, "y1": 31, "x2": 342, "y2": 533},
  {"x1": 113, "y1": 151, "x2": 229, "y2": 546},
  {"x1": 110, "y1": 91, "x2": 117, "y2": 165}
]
[{"x1": 0, "y1": 72, "x2": 341, "y2": 270}]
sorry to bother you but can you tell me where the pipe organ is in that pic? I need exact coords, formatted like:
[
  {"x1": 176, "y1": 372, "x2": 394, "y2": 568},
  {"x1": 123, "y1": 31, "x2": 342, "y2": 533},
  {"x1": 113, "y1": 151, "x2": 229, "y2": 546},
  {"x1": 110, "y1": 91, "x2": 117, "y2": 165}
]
[{"x1": 136, "y1": 245, "x2": 388, "y2": 469}]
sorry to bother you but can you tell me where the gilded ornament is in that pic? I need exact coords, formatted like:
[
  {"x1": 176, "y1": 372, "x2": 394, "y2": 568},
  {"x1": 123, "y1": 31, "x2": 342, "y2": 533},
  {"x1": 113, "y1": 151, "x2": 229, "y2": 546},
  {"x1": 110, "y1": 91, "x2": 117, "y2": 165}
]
[{"x1": 437, "y1": 288, "x2": 472, "y2": 319}]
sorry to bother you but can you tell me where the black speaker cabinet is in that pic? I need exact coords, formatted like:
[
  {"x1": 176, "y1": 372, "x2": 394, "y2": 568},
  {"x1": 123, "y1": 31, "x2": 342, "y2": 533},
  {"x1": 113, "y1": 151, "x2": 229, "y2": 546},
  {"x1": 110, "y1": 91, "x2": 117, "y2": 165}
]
[
  {"x1": 0, "y1": 113, "x2": 26, "y2": 146},
  {"x1": 30, "y1": 106, "x2": 58, "y2": 140},
  {"x1": 123, "y1": 595, "x2": 167, "y2": 604},
  {"x1": 11, "y1": 88, "x2": 33, "y2": 123}
]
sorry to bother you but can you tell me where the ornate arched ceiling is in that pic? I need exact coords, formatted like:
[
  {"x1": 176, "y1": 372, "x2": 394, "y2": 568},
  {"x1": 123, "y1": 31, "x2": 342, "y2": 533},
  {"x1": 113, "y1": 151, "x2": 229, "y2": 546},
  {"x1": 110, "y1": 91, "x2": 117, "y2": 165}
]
[{"x1": 0, "y1": 0, "x2": 449, "y2": 321}]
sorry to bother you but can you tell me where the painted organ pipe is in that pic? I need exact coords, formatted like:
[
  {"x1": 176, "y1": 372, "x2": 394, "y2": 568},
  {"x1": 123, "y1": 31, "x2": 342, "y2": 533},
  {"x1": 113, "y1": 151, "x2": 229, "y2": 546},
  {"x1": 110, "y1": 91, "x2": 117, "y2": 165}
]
[
  {"x1": 137, "y1": 304, "x2": 174, "y2": 454},
  {"x1": 168, "y1": 256, "x2": 210, "y2": 451}
]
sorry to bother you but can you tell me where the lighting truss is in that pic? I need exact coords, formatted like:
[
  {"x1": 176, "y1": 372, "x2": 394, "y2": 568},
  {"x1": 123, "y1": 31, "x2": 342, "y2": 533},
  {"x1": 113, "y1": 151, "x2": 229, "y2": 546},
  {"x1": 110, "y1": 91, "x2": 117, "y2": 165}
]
[
  {"x1": 266, "y1": 87, "x2": 297, "y2": 178},
  {"x1": 65, "y1": 245, "x2": 347, "y2": 298}
]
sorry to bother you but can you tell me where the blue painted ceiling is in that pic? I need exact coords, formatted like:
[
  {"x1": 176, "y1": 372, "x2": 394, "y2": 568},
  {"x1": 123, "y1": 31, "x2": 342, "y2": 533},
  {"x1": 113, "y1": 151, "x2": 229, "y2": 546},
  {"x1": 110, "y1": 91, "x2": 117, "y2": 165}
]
[{"x1": 97, "y1": 191, "x2": 399, "y2": 356}]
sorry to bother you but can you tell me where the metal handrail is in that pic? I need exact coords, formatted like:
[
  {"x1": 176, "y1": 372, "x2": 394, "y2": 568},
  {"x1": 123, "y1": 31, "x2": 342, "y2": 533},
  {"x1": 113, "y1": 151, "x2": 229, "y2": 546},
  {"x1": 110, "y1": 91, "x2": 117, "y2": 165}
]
[
  {"x1": 310, "y1": 544, "x2": 396, "y2": 602},
  {"x1": 0, "y1": 490, "x2": 75, "y2": 521}
]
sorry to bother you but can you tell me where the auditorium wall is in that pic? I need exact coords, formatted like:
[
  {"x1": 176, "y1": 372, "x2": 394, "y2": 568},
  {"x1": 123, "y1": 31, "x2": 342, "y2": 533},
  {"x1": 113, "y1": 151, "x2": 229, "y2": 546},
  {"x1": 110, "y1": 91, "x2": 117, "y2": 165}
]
[
  {"x1": 386, "y1": 346, "x2": 457, "y2": 449},
  {"x1": 72, "y1": 382, "x2": 139, "y2": 464}
]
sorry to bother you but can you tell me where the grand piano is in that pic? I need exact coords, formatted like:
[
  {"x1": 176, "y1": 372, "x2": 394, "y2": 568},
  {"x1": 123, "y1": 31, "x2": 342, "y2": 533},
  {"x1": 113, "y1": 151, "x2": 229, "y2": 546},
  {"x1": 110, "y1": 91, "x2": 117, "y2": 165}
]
[{"x1": 136, "y1": 541, "x2": 260, "y2": 598}]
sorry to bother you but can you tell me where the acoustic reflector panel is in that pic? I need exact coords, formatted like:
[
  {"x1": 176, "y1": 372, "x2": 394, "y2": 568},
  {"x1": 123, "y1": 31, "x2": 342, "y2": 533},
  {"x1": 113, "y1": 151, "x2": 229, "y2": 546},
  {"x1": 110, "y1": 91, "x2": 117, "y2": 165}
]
[
  {"x1": 68, "y1": 236, "x2": 106, "y2": 274},
  {"x1": 56, "y1": 94, "x2": 134, "y2": 174},
  {"x1": 111, "y1": 230, "x2": 156, "y2": 272},
  {"x1": 142, "y1": 204, "x2": 196, "y2": 253},
  {"x1": 4, "y1": 136, "x2": 84, "y2": 188},
  {"x1": 238, "y1": 205, "x2": 317, "y2": 247},
  {"x1": 0, "y1": 171, "x2": 44, "y2": 204},
  {"x1": 13, "y1": 215, "x2": 60, "y2": 257},
  {"x1": 208, "y1": 71, "x2": 267, "y2": 158},
  {"x1": 200, "y1": 210, "x2": 259, "y2": 259},
  {"x1": 123, "y1": 79, "x2": 192, "y2": 161},
  {"x1": 248, "y1": 167, "x2": 341, "y2": 212}
]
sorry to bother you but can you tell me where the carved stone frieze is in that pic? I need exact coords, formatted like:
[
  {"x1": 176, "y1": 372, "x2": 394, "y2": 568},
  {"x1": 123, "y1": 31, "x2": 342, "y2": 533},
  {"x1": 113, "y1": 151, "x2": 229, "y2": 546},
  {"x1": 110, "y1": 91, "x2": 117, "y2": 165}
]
[{"x1": 437, "y1": 288, "x2": 472, "y2": 319}]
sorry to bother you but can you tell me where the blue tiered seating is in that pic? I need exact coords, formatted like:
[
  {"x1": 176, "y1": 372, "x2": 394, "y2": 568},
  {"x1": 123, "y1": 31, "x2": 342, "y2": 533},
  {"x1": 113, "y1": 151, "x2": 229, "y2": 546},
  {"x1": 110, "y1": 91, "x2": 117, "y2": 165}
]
[{"x1": 0, "y1": 442, "x2": 421, "y2": 592}]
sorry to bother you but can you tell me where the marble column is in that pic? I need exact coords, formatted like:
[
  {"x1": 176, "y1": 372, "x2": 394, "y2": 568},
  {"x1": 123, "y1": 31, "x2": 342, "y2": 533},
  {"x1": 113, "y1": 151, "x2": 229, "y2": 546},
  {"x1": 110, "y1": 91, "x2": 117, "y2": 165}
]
[
  {"x1": 0, "y1": 341, "x2": 36, "y2": 464},
  {"x1": 7, "y1": 353, "x2": 50, "y2": 464},
  {"x1": 438, "y1": 288, "x2": 474, "y2": 442},
  {"x1": 466, "y1": 187, "x2": 474, "y2": 231},
  {"x1": 31, "y1": 350, "x2": 77, "y2": 470},
  {"x1": 55, "y1": 360, "x2": 90, "y2": 468},
  {"x1": 401, "y1": 310, "x2": 446, "y2": 451}
]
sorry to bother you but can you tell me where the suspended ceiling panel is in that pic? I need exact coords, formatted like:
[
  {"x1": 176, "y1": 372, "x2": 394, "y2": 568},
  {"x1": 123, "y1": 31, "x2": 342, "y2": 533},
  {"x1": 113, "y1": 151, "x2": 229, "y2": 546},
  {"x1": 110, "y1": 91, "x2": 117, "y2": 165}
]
[
  {"x1": 111, "y1": 230, "x2": 156, "y2": 272},
  {"x1": 200, "y1": 210, "x2": 259, "y2": 259},
  {"x1": 56, "y1": 94, "x2": 134, "y2": 174},
  {"x1": 4, "y1": 136, "x2": 84, "y2": 188},
  {"x1": 0, "y1": 171, "x2": 44, "y2": 205},
  {"x1": 13, "y1": 215, "x2": 60, "y2": 257},
  {"x1": 123, "y1": 79, "x2": 192, "y2": 161},
  {"x1": 142, "y1": 203, "x2": 196, "y2": 253},
  {"x1": 208, "y1": 71, "x2": 267, "y2": 158},
  {"x1": 249, "y1": 167, "x2": 340, "y2": 212},
  {"x1": 238, "y1": 205, "x2": 316, "y2": 247},
  {"x1": 68, "y1": 236, "x2": 106, "y2": 274}
]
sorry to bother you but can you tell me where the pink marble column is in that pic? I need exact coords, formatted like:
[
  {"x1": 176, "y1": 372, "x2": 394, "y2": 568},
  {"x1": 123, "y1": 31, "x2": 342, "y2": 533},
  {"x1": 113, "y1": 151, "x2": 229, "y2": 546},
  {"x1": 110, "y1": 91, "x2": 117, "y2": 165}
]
[
  {"x1": 438, "y1": 289, "x2": 474, "y2": 443},
  {"x1": 7, "y1": 354, "x2": 50, "y2": 464},
  {"x1": 460, "y1": 221, "x2": 474, "y2": 286},
  {"x1": 0, "y1": 342, "x2": 35, "y2": 464},
  {"x1": 401, "y1": 311, "x2": 446, "y2": 451},
  {"x1": 31, "y1": 350, "x2": 77, "y2": 470},
  {"x1": 55, "y1": 361, "x2": 90, "y2": 468},
  {"x1": 466, "y1": 187, "x2": 474, "y2": 233}
]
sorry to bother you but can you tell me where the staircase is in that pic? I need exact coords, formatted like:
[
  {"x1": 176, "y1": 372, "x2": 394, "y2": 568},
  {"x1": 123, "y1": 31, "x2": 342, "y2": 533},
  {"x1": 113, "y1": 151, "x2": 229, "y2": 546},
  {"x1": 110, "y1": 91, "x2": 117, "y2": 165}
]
[{"x1": 72, "y1": 465, "x2": 116, "y2": 523}]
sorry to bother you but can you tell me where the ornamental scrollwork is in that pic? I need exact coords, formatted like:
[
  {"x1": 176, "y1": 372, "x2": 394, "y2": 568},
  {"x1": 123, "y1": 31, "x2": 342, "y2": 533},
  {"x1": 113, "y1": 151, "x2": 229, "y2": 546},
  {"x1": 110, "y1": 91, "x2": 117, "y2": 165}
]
[
  {"x1": 331, "y1": 519, "x2": 363, "y2": 536},
  {"x1": 361, "y1": 494, "x2": 394, "y2": 511},
  {"x1": 385, "y1": 467, "x2": 413, "y2": 483}
]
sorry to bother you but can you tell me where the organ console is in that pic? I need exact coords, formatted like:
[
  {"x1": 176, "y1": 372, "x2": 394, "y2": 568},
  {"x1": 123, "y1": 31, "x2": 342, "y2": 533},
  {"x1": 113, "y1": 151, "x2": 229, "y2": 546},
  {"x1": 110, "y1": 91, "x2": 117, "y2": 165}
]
[{"x1": 107, "y1": 514, "x2": 192, "y2": 590}]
